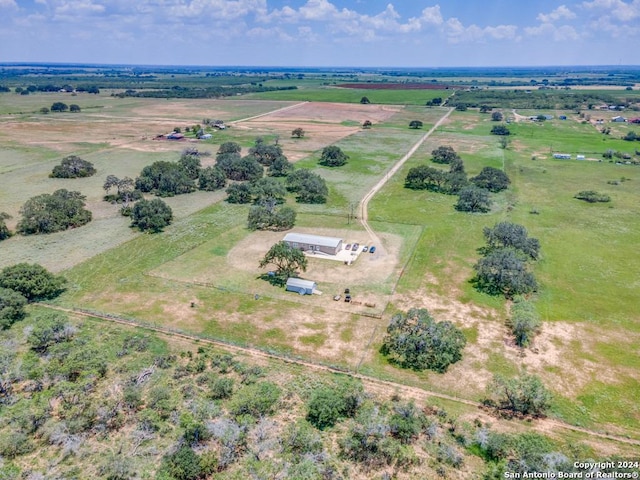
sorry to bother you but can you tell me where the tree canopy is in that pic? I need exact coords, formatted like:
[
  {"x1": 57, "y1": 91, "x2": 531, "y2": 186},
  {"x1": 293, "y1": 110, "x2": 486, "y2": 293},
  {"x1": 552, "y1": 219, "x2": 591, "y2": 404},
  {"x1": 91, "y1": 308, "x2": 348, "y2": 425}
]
[
  {"x1": 216, "y1": 154, "x2": 263, "y2": 182},
  {"x1": 50, "y1": 102, "x2": 68, "y2": 112},
  {"x1": 198, "y1": 166, "x2": 226, "y2": 191},
  {"x1": 482, "y1": 222, "x2": 540, "y2": 260},
  {"x1": 431, "y1": 145, "x2": 459, "y2": 164},
  {"x1": 0, "y1": 287, "x2": 27, "y2": 330},
  {"x1": 286, "y1": 169, "x2": 328, "y2": 203},
  {"x1": 291, "y1": 128, "x2": 305, "y2": 138},
  {"x1": 470, "y1": 166, "x2": 510, "y2": 192},
  {"x1": 259, "y1": 241, "x2": 308, "y2": 281},
  {"x1": 0, "y1": 212, "x2": 12, "y2": 241},
  {"x1": 17, "y1": 189, "x2": 92, "y2": 235},
  {"x1": 381, "y1": 308, "x2": 466, "y2": 373},
  {"x1": 455, "y1": 186, "x2": 492, "y2": 213},
  {"x1": 0, "y1": 263, "x2": 66, "y2": 302},
  {"x1": 473, "y1": 248, "x2": 538, "y2": 298},
  {"x1": 135, "y1": 161, "x2": 196, "y2": 197},
  {"x1": 247, "y1": 204, "x2": 296, "y2": 232},
  {"x1": 319, "y1": 146, "x2": 349, "y2": 167},
  {"x1": 484, "y1": 374, "x2": 552, "y2": 417},
  {"x1": 249, "y1": 138, "x2": 286, "y2": 167},
  {"x1": 50, "y1": 156, "x2": 96, "y2": 178},
  {"x1": 130, "y1": 198, "x2": 173, "y2": 233},
  {"x1": 491, "y1": 125, "x2": 511, "y2": 135}
]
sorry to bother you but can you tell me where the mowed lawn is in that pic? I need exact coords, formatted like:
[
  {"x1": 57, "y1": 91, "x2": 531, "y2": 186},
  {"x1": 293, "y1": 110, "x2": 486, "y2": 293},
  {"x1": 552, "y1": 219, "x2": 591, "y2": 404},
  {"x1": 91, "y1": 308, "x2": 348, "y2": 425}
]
[{"x1": 368, "y1": 109, "x2": 640, "y2": 434}]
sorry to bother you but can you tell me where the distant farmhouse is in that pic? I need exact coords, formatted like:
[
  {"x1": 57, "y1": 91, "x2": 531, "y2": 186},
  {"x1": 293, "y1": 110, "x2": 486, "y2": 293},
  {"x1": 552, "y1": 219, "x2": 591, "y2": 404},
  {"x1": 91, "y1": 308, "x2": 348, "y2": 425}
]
[{"x1": 283, "y1": 233, "x2": 343, "y2": 256}]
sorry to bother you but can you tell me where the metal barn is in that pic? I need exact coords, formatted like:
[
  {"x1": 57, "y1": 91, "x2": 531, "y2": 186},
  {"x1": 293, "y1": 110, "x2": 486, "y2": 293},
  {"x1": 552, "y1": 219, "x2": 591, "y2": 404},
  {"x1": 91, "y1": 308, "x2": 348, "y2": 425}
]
[
  {"x1": 283, "y1": 233, "x2": 343, "y2": 255},
  {"x1": 285, "y1": 278, "x2": 317, "y2": 295}
]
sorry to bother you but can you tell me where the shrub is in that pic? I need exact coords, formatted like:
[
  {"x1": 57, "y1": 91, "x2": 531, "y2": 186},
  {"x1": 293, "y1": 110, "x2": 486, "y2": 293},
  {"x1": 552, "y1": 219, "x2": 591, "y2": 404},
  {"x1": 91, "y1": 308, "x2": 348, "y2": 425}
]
[
  {"x1": 209, "y1": 377, "x2": 234, "y2": 400},
  {"x1": 281, "y1": 420, "x2": 323, "y2": 458},
  {"x1": 291, "y1": 127, "x2": 305, "y2": 138},
  {"x1": 381, "y1": 308, "x2": 466, "y2": 373},
  {"x1": 389, "y1": 402, "x2": 425, "y2": 444},
  {"x1": 229, "y1": 381, "x2": 281, "y2": 418},
  {"x1": 306, "y1": 378, "x2": 364, "y2": 430},
  {"x1": 484, "y1": 374, "x2": 552, "y2": 417},
  {"x1": 0, "y1": 287, "x2": 27, "y2": 329},
  {"x1": 574, "y1": 190, "x2": 611, "y2": 203},
  {"x1": 50, "y1": 155, "x2": 96, "y2": 178},
  {"x1": 17, "y1": 189, "x2": 92, "y2": 235},
  {"x1": 130, "y1": 198, "x2": 173, "y2": 233},
  {"x1": 491, "y1": 125, "x2": 511, "y2": 135},
  {"x1": 0, "y1": 431, "x2": 33, "y2": 458},
  {"x1": 0, "y1": 263, "x2": 66, "y2": 302},
  {"x1": 159, "y1": 445, "x2": 202, "y2": 480},
  {"x1": 0, "y1": 212, "x2": 12, "y2": 240},
  {"x1": 409, "y1": 120, "x2": 423, "y2": 129},
  {"x1": 509, "y1": 296, "x2": 541, "y2": 347},
  {"x1": 27, "y1": 312, "x2": 75, "y2": 352}
]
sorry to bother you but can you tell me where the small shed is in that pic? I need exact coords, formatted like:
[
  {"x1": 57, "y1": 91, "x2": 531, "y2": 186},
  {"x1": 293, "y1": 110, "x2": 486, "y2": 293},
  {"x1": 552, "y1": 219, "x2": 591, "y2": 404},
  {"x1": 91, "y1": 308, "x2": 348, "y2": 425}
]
[
  {"x1": 611, "y1": 116, "x2": 626, "y2": 123},
  {"x1": 553, "y1": 153, "x2": 571, "y2": 159},
  {"x1": 200, "y1": 133, "x2": 212, "y2": 140},
  {"x1": 286, "y1": 278, "x2": 316, "y2": 295}
]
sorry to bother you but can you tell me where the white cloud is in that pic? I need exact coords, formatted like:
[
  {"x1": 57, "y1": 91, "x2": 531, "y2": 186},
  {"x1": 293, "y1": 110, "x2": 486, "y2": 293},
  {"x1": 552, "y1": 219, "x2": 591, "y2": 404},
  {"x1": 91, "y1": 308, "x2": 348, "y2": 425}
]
[
  {"x1": 582, "y1": 0, "x2": 640, "y2": 21},
  {"x1": 537, "y1": 5, "x2": 576, "y2": 23},
  {"x1": 418, "y1": 5, "x2": 443, "y2": 25},
  {"x1": 0, "y1": 0, "x2": 17, "y2": 8},
  {"x1": 444, "y1": 17, "x2": 518, "y2": 44},
  {"x1": 166, "y1": 0, "x2": 266, "y2": 20},
  {"x1": 525, "y1": 22, "x2": 580, "y2": 41}
]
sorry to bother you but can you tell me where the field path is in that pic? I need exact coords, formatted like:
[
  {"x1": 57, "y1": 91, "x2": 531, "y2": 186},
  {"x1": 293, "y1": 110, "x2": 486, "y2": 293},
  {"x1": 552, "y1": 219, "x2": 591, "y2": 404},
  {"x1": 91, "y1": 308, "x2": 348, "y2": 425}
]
[
  {"x1": 229, "y1": 101, "x2": 309, "y2": 125},
  {"x1": 38, "y1": 303, "x2": 640, "y2": 448},
  {"x1": 359, "y1": 107, "x2": 454, "y2": 247}
]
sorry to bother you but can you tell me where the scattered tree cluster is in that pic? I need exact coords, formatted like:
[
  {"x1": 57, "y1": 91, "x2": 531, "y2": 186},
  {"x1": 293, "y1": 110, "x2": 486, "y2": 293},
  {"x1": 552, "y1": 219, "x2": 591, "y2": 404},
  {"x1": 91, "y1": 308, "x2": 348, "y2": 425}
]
[
  {"x1": 473, "y1": 222, "x2": 540, "y2": 298},
  {"x1": 49, "y1": 156, "x2": 96, "y2": 178},
  {"x1": 135, "y1": 160, "x2": 197, "y2": 197},
  {"x1": 381, "y1": 308, "x2": 466, "y2": 373},
  {"x1": 405, "y1": 145, "x2": 508, "y2": 213},
  {"x1": 103, "y1": 175, "x2": 143, "y2": 208},
  {"x1": 17, "y1": 189, "x2": 92, "y2": 235}
]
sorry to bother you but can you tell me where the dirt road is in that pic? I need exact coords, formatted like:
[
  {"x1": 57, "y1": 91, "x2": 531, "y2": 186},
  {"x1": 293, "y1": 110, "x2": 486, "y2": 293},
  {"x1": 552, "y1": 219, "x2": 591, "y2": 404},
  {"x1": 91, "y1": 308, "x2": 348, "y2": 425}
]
[{"x1": 358, "y1": 108, "x2": 454, "y2": 248}]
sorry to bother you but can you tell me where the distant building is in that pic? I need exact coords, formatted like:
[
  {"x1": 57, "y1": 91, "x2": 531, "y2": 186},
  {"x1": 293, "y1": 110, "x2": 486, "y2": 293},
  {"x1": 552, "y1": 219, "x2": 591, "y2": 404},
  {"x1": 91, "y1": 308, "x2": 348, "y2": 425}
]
[
  {"x1": 285, "y1": 278, "x2": 317, "y2": 295},
  {"x1": 611, "y1": 116, "x2": 626, "y2": 122},
  {"x1": 553, "y1": 153, "x2": 572, "y2": 159},
  {"x1": 283, "y1": 233, "x2": 343, "y2": 256},
  {"x1": 200, "y1": 133, "x2": 212, "y2": 140},
  {"x1": 576, "y1": 155, "x2": 586, "y2": 160},
  {"x1": 166, "y1": 132, "x2": 184, "y2": 140}
]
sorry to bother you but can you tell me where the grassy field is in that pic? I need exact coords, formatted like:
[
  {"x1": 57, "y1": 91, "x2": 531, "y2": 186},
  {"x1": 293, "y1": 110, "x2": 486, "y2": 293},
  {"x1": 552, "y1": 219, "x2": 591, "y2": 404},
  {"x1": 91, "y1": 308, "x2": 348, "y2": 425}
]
[
  {"x1": 247, "y1": 86, "x2": 451, "y2": 105},
  {"x1": 2, "y1": 86, "x2": 640, "y2": 442}
]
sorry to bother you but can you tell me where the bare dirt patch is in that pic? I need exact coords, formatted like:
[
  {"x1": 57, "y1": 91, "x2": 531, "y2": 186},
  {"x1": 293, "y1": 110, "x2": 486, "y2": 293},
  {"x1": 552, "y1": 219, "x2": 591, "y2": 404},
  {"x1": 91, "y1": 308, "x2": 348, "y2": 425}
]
[{"x1": 238, "y1": 102, "x2": 403, "y2": 162}]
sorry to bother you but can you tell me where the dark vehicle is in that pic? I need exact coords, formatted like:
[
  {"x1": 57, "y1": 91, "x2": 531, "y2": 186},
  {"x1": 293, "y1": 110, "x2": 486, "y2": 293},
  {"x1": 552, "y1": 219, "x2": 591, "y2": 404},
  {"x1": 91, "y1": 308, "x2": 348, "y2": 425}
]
[
  {"x1": 345, "y1": 294, "x2": 351, "y2": 302},
  {"x1": 362, "y1": 246, "x2": 369, "y2": 252},
  {"x1": 351, "y1": 243, "x2": 359, "y2": 251},
  {"x1": 344, "y1": 288, "x2": 350, "y2": 294},
  {"x1": 369, "y1": 246, "x2": 376, "y2": 254},
  {"x1": 345, "y1": 244, "x2": 351, "y2": 250}
]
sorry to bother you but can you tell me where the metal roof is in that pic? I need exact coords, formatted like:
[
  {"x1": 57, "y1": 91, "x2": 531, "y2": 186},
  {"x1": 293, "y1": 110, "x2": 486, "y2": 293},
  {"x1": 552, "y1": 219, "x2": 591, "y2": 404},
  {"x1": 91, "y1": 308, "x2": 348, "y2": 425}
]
[
  {"x1": 283, "y1": 233, "x2": 342, "y2": 248},
  {"x1": 286, "y1": 278, "x2": 317, "y2": 289}
]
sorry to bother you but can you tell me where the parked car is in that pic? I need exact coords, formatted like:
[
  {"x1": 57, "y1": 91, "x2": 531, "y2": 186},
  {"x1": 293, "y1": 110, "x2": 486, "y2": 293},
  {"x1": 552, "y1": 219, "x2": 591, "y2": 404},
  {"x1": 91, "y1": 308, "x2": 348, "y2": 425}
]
[
  {"x1": 362, "y1": 246, "x2": 369, "y2": 252},
  {"x1": 369, "y1": 246, "x2": 376, "y2": 254},
  {"x1": 345, "y1": 244, "x2": 351, "y2": 250},
  {"x1": 351, "y1": 243, "x2": 359, "y2": 251}
]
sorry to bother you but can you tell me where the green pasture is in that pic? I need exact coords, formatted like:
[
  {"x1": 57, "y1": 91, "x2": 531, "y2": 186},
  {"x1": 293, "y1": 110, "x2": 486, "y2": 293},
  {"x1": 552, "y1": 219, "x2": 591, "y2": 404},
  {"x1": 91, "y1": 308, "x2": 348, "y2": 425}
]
[{"x1": 246, "y1": 86, "x2": 450, "y2": 105}]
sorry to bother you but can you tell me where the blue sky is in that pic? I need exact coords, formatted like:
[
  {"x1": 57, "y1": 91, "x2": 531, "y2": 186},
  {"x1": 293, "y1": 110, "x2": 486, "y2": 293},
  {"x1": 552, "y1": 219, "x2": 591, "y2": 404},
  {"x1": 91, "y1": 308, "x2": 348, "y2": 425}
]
[{"x1": 0, "y1": 0, "x2": 638, "y2": 66}]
